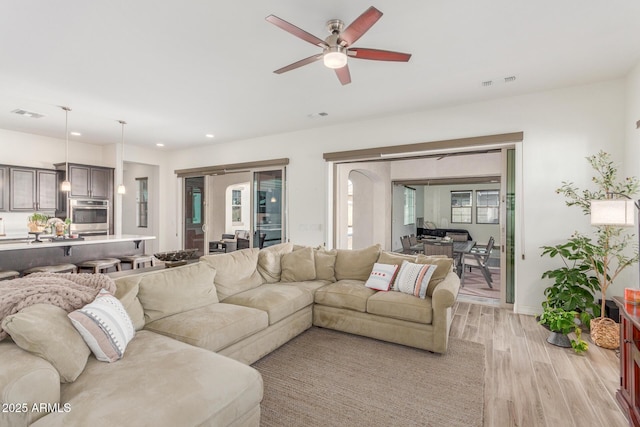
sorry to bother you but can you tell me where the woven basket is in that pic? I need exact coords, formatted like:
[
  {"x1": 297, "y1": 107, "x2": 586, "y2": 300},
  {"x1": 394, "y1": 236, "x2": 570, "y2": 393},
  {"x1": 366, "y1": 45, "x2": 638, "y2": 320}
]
[{"x1": 590, "y1": 317, "x2": 620, "y2": 349}]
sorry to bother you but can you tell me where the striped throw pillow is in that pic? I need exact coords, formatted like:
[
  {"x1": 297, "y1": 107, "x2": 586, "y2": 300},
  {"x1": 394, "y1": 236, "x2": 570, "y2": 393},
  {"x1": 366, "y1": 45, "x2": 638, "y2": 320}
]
[
  {"x1": 68, "y1": 289, "x2": 135, "y2": 363},
  {"x1": 394, "y1": 261, "x2": 438, "y2": 299},
  {"x1": 364, "y1": 263, "x2": 399, "y2": 291}
]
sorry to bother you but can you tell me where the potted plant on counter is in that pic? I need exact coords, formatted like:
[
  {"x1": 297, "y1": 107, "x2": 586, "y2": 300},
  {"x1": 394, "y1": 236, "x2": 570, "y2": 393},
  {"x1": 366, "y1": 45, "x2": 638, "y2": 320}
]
[{"x1": 27, "y1": 213, "x2": 49, "y2": 233}]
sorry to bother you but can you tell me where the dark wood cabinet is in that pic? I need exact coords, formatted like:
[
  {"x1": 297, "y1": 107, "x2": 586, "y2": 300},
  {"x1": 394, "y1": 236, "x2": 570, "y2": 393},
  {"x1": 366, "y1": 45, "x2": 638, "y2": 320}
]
[
  {"x1": 0, "y1": 166, "x2": 7, "y2": 211},
  {"x1": 9, "y1": 167, "x2": 58, "y2": 212},
  {"x1": 614, "y1": 296, "x2": 640, "y2": 427},
  {"x1": 36, "y1": 170, "x2": 59, "y2": 211},
  {"x1": 68, "y1": 164, "x2": 112, "y2": 199}
]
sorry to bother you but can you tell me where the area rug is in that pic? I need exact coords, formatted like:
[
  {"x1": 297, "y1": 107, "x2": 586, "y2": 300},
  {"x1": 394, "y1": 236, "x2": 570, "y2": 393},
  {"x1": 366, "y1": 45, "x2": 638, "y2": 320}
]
[{"x1": 252, "y1": 327, "x2": 485, "y2": 427}]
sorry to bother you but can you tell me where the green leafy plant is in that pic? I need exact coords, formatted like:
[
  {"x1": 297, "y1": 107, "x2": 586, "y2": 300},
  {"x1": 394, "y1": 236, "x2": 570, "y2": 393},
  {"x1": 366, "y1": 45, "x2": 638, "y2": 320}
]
[
  {"x1": 538, "y1": 306, "x2": 588, "y2": 354},
  {"x1": 540, "y1": 239, "x2": 601, "y2": 327},
  {"x1": 555, "y1": 151, "x2": 639, "y2": 320},
  {"x1": 27, "y1": 213, "x2": 49, "y2": 224}
]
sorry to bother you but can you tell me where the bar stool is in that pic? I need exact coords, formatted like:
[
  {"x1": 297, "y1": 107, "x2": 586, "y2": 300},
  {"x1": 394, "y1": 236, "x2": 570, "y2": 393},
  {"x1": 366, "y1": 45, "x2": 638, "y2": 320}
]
[
  {"x1": 77, "y1": 258, "x2": 122, "y2": 273},
  {"x1": 0, "y1": 270, "x2": 20, "y2": 280},
  {"x1": 23, "y1": 264, "x2": 78, "y2": 275},
  {"x1": 120, "y1": 254, "x2": 156, "y2": 270}
]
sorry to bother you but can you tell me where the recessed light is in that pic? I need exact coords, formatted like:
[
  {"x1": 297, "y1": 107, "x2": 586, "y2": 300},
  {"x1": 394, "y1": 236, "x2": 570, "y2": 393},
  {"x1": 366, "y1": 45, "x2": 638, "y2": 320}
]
[
  {"x1": 156, "y1": 143, "x2": 165, "y2": 147},
  {"x1": 70, "y1": 132, "x2": 81, "y2": 136},
  {"x1": 205, "y1": 134, "x2": 215, "y2": 138}
]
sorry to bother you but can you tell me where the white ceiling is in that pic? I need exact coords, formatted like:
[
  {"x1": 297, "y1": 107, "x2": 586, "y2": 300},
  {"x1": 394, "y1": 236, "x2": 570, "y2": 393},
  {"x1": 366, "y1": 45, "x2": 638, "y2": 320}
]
[{"x1": 1, "y1": 1, "x2": 639, "y2": 150}]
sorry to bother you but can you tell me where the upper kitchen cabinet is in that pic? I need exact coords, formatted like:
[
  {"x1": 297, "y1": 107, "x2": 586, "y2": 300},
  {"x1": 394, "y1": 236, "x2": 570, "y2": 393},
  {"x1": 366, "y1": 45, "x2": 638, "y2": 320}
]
[
  {"x1": 0, "y1": 166, "x2": 7, "y2": 211},
  {"x1": 9, "y1": 167, "x2": 59, "y2": 212},
  {"x1": 67, "y1": 164, "x2": 113, "y2": 199}
]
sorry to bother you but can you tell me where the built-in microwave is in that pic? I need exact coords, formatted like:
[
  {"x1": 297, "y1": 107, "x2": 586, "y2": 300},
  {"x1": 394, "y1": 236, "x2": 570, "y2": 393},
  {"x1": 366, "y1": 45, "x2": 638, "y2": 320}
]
[{"x1": 68, "y1": 199, "x2": 109, "y2": 235}]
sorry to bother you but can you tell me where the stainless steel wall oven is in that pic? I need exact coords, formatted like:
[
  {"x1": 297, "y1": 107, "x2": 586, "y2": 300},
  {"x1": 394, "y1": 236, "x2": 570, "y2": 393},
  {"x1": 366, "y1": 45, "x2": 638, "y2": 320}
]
[{"x1": 68, "y1": 199, "x2": 109, "y2": 235}]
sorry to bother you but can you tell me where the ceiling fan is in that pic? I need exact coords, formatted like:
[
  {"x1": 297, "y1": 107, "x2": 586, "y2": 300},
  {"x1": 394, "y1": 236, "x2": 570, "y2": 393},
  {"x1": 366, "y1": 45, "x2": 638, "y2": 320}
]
[{"x1": 266, "y1": 6, "x2": 412, "y2": 85}]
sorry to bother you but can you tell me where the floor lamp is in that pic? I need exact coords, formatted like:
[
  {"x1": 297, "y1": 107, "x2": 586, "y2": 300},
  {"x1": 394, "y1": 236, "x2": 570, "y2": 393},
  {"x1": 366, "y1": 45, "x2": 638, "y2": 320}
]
[{"x1": 590, "y1": 195, "x2": 640, "y2": 286}]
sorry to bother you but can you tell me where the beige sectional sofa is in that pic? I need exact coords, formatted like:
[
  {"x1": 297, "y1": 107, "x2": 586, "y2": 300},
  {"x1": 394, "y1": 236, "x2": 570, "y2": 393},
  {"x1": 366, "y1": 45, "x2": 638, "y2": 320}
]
[{"x1": 0, "y1": 243, "x2": 460, "y2": 427}]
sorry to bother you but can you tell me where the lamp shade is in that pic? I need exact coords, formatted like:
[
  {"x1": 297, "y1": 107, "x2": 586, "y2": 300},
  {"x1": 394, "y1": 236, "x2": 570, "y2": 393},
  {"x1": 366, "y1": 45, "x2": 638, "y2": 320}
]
[{"x1": 590, "y1": 199, "x2": 636, "y2": 226}]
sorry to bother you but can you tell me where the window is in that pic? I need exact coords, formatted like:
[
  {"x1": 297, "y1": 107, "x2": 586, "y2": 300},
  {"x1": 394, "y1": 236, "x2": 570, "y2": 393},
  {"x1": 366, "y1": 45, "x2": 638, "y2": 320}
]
[
  {"x1": 232, "y1": 189, "x2": 242, "y2": 223},
  {"x1": 451, "y1": 191, "x2": 472, "y2": 224},
  {"x1": 403, "y1": 186, "x2": 416, "y2": 225},
  {"x1": 477, "y1": 190, "x2": 500, "y2": 224},
  {"x1": 136, "y1": 177, "x2": 148, "y2": 228}
]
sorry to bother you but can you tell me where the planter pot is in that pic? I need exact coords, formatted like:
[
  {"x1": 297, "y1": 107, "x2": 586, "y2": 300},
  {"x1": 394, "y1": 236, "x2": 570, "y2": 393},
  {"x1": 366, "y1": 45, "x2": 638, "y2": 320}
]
[{"x1": 547, "y1": 331, "x2": 571, "y2": 348}]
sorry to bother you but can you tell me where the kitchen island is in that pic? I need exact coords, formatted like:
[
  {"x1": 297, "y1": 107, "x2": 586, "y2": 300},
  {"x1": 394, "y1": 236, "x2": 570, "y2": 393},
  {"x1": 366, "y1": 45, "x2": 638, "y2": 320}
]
[{"x1": 0, "y1": 234, "x2": 156, "y2": 273}]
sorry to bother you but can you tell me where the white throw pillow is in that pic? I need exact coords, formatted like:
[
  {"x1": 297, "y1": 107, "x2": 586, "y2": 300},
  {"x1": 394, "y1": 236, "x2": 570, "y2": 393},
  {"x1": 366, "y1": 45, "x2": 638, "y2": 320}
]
[
  {"x1": 364, "y1": 263, "x2": 399, "y2": 291},
  {"x1": 68, "y1": 289, "x2": 135, "y2": 362}
]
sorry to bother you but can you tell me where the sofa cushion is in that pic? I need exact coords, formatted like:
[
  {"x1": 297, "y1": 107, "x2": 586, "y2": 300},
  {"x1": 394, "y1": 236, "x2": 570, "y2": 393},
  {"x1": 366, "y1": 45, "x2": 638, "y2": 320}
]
[
  {"x1": 2, "y1": 304, "x2": 90, "y2": 383},
  {"x1": 415, "y1": 255, "x2": 455, "y2": 297},
  {"x1": 278, "y1": 280, "x2": 332, "y2": 293},
  {"x1": 0, "y1": 340, "x2": 60, "y2": 426},
  {"x1": 200, "y1": 248, "x2": 263, "y2": 300},
  {"x1": 113, "y1": 276, "x2": 146, "y2": 330},
  {"x1": 281, "y1": 247, "x2": 316, "y2": 282},
  {"x1": 334, "y1": 244, "x2": 381, "y2": 281},
  {"x1": 40, "y1": 330, "x2": 263, "y2": 427},
  {"x1": 314, "y1": 248, "x2": 337, "y2": 282},
  {"x1": 377, "y1": 251, "x2": 418, "y2": 267},
  {"x1": 257, "y1": 242, "x2": 294, "y2": 283},
  {"x1": 393, "y1": 261, "x2": 437, "y2": 299},
  {"x1": 135, "y1": 262, "x2": 218, "y2": 322},
  {"x1": 144, "y1": 303, "x2": 268, "y2": 352},
  {"x1": 367, "y1": 291, "x2": 433, "y2": 324},
  {"x1": 314, "y1": 280, "x2": 376, "y2": 313},
  {"x1": 68, "y1": 290, "x2": 136, "y2": 363},
  {"x1": 224, "y1": 284, "x2": 313, "y2": 325}
]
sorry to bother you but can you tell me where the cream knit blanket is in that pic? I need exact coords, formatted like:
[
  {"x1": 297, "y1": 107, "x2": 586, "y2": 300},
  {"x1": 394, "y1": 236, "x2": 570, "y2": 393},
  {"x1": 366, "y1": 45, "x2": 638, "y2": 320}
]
[{"x1": 0, "y1": 272, "x2": 116, "y2": 340}]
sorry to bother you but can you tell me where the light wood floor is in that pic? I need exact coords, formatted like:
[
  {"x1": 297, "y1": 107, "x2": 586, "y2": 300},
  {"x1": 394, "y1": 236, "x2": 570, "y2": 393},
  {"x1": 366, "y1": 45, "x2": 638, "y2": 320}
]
[{"x1": 451, "y1": 301, "x2": 629, "y2": 427}]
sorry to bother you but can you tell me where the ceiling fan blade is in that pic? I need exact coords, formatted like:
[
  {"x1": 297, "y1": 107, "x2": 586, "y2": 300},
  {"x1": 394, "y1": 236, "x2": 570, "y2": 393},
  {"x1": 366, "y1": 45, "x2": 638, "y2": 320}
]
[
  {"x1": 274, "y1": 54, "x2": 323, "y2": 74},
  {"x1": 266, "y1": 15, "x2": 328, "y2": 48},
  {"x1": 348, "y1": 48, "x2": 412, "y2": 62},
  {"x1": 335, "y1": 65, "x2": 351, "y2": 85},
  {"x1": 339, "y1": 6, "x2": 383, "y2": 47}
]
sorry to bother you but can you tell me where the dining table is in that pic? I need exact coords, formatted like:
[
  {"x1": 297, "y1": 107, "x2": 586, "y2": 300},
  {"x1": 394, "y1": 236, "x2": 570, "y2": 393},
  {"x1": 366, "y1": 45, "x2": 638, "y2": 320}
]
[{"x1": 412, "y1": 237, "x2": 476, "y2": 276}]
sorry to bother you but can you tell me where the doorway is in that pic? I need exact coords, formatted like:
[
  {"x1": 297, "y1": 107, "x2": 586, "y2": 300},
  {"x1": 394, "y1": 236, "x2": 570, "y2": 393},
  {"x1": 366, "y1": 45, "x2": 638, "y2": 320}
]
[
  {"x1": 184, "y1": 176, "x2": 206, "y2": 256},
  {"x1": 331, "y1": 147, "x2": 517, "y2": 307}
]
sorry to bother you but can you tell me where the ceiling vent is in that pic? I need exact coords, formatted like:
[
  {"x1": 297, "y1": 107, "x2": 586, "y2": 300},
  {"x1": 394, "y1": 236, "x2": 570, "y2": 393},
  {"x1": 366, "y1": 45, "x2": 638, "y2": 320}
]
[
  {"x1": 11, "y1": 109, "x2": 46, "y2": 119},
  {"x1": 481, "y1": 80, "x2": 493, "y2": 87}
]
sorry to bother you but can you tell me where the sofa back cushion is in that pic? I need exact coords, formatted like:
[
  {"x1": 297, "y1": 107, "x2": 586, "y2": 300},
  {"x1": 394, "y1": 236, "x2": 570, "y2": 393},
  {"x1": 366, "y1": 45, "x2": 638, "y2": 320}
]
[
  {"x1": 415, "y1": 255, "x2": 454, "y2": 297},
  {"x1": 113, "y1": 276, "x2": 146, "y2": 330},
  {"x1": 334, "y1": 244, "x2": 381, "y2": 281},
  {"x1": 257, "y1": 242, "x2": 294, "y2": 283},
  {"x1": 200, "y1": 248, "x2": 263, "y2": 300},
  {"x1": 136, "y1": 262, "x2": 218, "y2": 322},
  {"x1": 281, "y1": 247, "x2": 317, "y2": 282},
  {"x1": 2, "y1": 304, "x2": 90, "y2": 383},
  {"x1": 314, "y1": 248, "x2": 337, "y2": 282}
]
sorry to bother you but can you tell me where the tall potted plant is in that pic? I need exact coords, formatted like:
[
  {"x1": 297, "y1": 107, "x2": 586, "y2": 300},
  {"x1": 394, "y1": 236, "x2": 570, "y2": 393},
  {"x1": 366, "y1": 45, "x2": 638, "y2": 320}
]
[{"x1": 554, "y1": 151, "x2": 639, "y2": 348}]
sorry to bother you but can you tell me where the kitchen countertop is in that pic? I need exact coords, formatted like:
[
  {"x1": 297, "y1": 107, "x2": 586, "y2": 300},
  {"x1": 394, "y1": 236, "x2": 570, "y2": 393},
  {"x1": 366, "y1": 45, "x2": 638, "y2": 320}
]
[{"x1": 0, "y1": 234, "x2": 156, "y2": 252}]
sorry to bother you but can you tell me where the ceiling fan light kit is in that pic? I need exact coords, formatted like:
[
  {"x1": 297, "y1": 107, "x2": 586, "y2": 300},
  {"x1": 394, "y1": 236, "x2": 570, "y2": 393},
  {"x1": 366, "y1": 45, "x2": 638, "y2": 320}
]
[
  {"x1": 323, "y1": 46, "x2": 347, "y2": 69},
  {"x1": 266, "y1": 6, "x2": 411, "y2": 85}
]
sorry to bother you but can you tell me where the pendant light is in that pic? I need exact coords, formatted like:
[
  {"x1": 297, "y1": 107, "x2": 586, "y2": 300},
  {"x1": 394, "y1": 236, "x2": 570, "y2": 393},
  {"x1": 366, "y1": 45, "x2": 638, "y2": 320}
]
[
  {"x1": 117, "y1": 120, "x2": 126, "y2": 195},
  {"x1": 60, "y1": 106, "x2": 72, "y2": 192}
]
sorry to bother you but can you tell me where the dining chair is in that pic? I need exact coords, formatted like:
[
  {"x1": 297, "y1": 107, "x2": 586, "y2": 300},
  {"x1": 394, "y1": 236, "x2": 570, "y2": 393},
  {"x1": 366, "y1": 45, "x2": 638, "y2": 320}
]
[
  {"x1": 399, "y1": 236, "x2": 416, "y2": 254},
  {"x1": 422, "y1": 241, "x2": 454, "y2": 258},
  {"x1": 461, "y1": 236, "x2": 495, "y2": 288},
  {"x1": 409, "y1": 234, "x2": 418, "y2": 246}
]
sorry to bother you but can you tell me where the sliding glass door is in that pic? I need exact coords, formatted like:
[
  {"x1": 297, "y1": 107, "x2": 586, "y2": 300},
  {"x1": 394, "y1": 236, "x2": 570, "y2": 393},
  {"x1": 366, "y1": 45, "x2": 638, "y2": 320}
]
[
  {"x1": 253, "y1": 169, "x2": 285, "y2": 248},
  {"x1": 184, "y1": 176, "x2": 206, "y2": 256}
]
